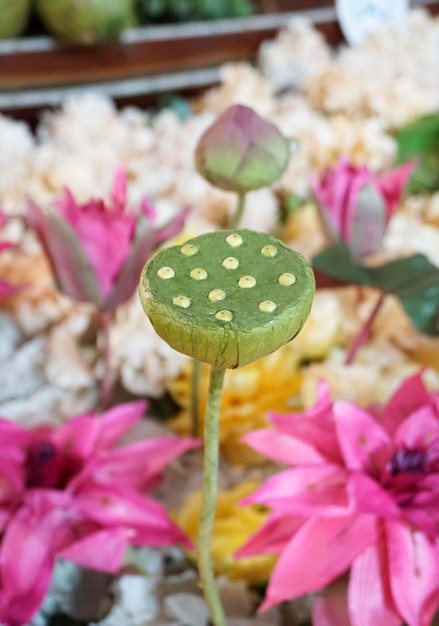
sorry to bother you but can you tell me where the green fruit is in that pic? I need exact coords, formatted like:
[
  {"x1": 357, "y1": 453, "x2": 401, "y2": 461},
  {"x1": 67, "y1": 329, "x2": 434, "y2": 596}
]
[
  {"x1": 35, "y1": 0, "x2": 137, "y2": 44},
  {"x1": 139, "y1": 229, "x2": 315, "y2": 369},
  {"x1": 0, "y1": 0, "x2": 31, "y2": 39}
]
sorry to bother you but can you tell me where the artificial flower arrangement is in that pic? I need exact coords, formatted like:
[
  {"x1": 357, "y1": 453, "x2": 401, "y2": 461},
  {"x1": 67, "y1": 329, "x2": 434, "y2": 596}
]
[{"x1": 1, "y1": 10, "x2": 439, "y2": 626}]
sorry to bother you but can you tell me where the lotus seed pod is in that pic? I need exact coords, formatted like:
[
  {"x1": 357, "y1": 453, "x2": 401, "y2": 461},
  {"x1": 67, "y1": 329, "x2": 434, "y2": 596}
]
[
  {"x1": 35, "y1": 0, "x2": 137, "y2": 44},
  {"x1": 195, "y1": 105, "x2": 291, "y2": 194},
  {"x1": 0, "y1": 0, "x2": 31, "y2": 39},
  {"x1": 139, "y1": 229, "x2": 315, "y2": 369}
]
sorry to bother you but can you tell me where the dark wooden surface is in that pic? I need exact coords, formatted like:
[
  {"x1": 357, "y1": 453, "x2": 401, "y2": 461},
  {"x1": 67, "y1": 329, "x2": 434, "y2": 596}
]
[{"x1": 0, "y1": 0, "x2": 437, "y2": 123}]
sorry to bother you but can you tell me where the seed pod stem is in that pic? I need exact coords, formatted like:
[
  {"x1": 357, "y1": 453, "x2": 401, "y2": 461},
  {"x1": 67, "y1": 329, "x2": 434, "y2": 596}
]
[
  {"x1": 198, "y1": 366, "x2": 227, "y2": 626},
  {"x1": 230, "y1": 192, "x2": 247, "y2": 229}
]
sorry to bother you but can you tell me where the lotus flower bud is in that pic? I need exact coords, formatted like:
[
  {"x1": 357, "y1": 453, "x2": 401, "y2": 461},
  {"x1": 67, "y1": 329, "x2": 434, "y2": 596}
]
[
  {"x1": 27, "y1": 169, "x2": 187, "y2": 311},
  {"x1": 195, "y1": 105, "x2": 291, "y2": 194},
  {"x1": 139, "y1": 229, "x2": 315, "y2": 369},
  {"x1": 35, "y1": 0, "x2": 137, "y2": 45},
  {"x1": 0, "y1": 0, "x2": 31, "y2": 39},
  {"x1": 312, "y1": 157, "x2": 415, "y2": 260}
]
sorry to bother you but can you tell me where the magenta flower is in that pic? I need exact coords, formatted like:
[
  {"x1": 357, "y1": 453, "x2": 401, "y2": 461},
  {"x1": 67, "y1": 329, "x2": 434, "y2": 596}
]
[
  {"x1": 27, "y1": 168, "x2": 188, "y2": 311},
  {"x1": 236, "y1": 375, "x2": 439, "y2": 626},
  {"x1": 312, "y1": 158, "x2": 415, "y2": 259},
  {"x1": 0, "y1": 212, "x2": 21, "y2": 298},
  {"x1": 0, "y1": 401, "x2": 199, "y2": 626}
]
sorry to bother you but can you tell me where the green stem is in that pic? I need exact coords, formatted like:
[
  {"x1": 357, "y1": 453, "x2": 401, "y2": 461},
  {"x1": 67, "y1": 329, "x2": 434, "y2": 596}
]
[
  {"x1": 98, "y1": 309, "x2": 113, "y2": 410},
  {"x1": 230, "y1": 192, "x2": 246, "y2": 229},
  {"x1": 191, "y1": 359, "x2": 201, "y2": 437},
  {"x1": 198, "y1": 366, "x2": 227, "y2": 626}
]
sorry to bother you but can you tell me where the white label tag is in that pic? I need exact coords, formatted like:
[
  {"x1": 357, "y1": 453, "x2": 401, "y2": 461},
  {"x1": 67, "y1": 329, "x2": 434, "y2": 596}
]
[{"x1": 336, "y1": 0, "x2": 409, "y2": 46}]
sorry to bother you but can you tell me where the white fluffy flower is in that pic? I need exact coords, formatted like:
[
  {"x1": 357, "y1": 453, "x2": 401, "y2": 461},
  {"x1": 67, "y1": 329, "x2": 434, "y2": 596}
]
[{"x1": 110, "y1": 297, "x2": 188, "y2": 397}]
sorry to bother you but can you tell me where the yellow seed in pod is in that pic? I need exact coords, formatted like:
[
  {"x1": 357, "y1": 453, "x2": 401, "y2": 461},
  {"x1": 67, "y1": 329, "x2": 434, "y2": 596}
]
[
  {"x1": 209, "y1": 289, "x2": 226, "y2": 302},
  {"x1": 157, "y1": 266, "x2": 175, "y2": 279},
  {"x1": 278, "y1": 273, "x2": 296, "y2": 286},
  {"x1": 181, "y1": 244, "x2": 199, "y2": 257},
  {"x1": 190, "y1": 268, "x2": 208, "y2": 281},
  {"x1": 215, "y1": 310, "x2": 233, "y2": 322},
  {"x1": 261, "y1": 245, "x2": 278, "y2": 258},
  {"x1": 226, "y1": 233, "x2": 243, "y2": 247},
  {"x1": 238, "y1": 276, "x2": 256, "y2": 289},
  {"x1": 173, "y1": 295, "x2": 191, "y2": 308},
  {"x1": 259, "y1": 300, "x2": 277, "y2": 313},
  {"x1": 222, "y1": 257, "x2": 240, "y2": 270}
]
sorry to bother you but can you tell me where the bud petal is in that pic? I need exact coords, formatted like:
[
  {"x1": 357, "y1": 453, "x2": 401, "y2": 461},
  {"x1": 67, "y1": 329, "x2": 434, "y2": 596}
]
[
  {"x1": 195, "y1": 105, "x2": 291, "y2": 193},
  {"x1": 349, "y1": 184, "x2": 387, "y2": 259},
  {"x1": 27, "y1": 200, "x2": 102, "y2": 306}
]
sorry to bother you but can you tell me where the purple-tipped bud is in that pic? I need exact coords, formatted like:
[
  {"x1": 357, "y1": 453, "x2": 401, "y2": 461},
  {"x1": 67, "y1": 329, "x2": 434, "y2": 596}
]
[
  {"x1": 195, "y1": 104, "x2": 291, "y2": 194},
  {"x1": 312, "y1": 157, "x2": 415, "y2": 260}
]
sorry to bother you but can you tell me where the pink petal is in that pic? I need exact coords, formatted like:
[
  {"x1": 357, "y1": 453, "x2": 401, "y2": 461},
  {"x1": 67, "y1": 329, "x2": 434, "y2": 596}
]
[
  {"x1": 341, "y1": 164, "x2": 374, "y2": 243},
  {"x1": 393, "y1": 405, "x2": 439, "y2": 449},
  {"x1": 312, "y1": 158, "x2": 372, "y2": 243},
  {"x1": 382, "y1": 374, "x2": 430, "y2": 435},
  {"x1": 0, "y1": 241, "x2": 14, "y2": 253},
  {"x1": 386, "y1": 519, "x2": 439, "y2": 626},
  {"x1": 348, "y1": 532, "x2": 401, "y2": 626},
  {"x1": 313, "y1": 578, "x2": 351, "y2": 626},
  {"x1": 235, "y1": 512, "x2": 303, "y2": 558},
  {"x1": 95, "y1": 400, "x2": 147, "y2": 448},
  {"x1": 270, "y1": 379, "x2": 333, "y2": 431},
  {"x1": 348, "y1": 473, "x2": 400, "y2": 517},
  {"x1": 53, "y1": 401, "x2": 146, "y2": 465},
  {"x1": 334, "y1": 403, "x2": 391, "y2": 473},
  {"x1": 240, "y1": 466, "x2": 349, "y2": 516},
  {"x1": 111, "y1": 167, "x2": 128, "y2": 212},
  {"x1": 71, "y1": 202, "x2": 135, "y2": 300},
  {"x1": 348, "y1": 183, "x2": 387, "y2": 258},
  {"x1": 140, "y1": 196, "x2": 157, "y2": 222},
  {"x1": 267, "y1": 381, "x2": 342, "y2": 464},
  {"x1": 105, "y1": 207, "x2": 188, "y2": 310},
  {"x1": 91, "y1": 436, "x2": 200, "y2": 490},
  {"x1": 259, "y1": 514, "x2": 377, "y2": 611},
  {"x1": 0, "y1": 501, "x2": 72, "y2": 626},
  {"x1": 376, "y1": 160, "x2": 416, "y2": 219},
  {"x1": 242, "y1": 428, "x2": 328, "y2": 466},
  {"x1": 74, "y1": 483, "x2": 191, "y2": 548},
  {"x1": 0, "y1": 279, "x2": 21, "y2": 298},
  {"x1": 57, "y1": 527, "x2": 133, "y2": 573},
  {"x1": 55, "y1": 188, "x2": 80, "y2": 224},
  {"x1": 27, "y1": 199, "x2": 102, "y2": 305}
]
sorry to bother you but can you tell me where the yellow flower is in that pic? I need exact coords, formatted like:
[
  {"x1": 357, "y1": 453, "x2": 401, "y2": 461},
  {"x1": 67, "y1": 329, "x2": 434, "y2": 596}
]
[
  {"x1": 173, "y1": 481, "x2": 276, "y2": 584},
  {"x1": 168, "y1": 343, "x2": 302, "y2": 465}
]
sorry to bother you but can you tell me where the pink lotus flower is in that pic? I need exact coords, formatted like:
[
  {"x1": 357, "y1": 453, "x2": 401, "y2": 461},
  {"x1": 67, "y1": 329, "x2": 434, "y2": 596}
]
[
  {"x1": 0, "y1": 401, "x2": 199, "y2": 626},
  {"x1": 0, "y1": 212, "x2": 21, "y2": 298},
  {"x1": 236, "y1": 374, "x2": 439, "y2": 626},
  {"x1": 27, "y1": 168, "x2": 188, "y2": 311},
  {"x1": 312, "y1": 158, "x2": 415, "y2": 259}
]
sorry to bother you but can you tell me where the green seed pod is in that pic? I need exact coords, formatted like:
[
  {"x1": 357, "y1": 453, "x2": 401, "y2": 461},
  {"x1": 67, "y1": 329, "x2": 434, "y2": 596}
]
[
  {"x1": 139, "y1": 229, "x2": 315, "y2": 369},
  {"x1": 35, "y1": 0, "x2": 137, "y2": 45},
  {"x1": 0, "y1": 0, "x2": 31, "y2": 39}
]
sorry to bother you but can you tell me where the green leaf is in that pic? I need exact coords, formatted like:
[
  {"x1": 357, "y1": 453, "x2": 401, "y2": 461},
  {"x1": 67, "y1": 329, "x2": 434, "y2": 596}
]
[
  {"x1": 313, "y1": 243, "x2": 439, "y2": 336},
  {"x1": 395, "y1": 113, "x2": 439, "y2": 194}
]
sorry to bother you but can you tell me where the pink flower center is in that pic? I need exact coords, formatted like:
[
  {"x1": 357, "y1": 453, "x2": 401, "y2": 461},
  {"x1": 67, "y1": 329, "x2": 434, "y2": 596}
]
[
  {"x1": 25, "y1": 441, "x2": 82, "y2": 490},
  {"x1": 382, "y1": 447, "x2": 437, "y2": 508},
  {"x1": 387, "y1": 448, "x2": 427, "y2": 476}
]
